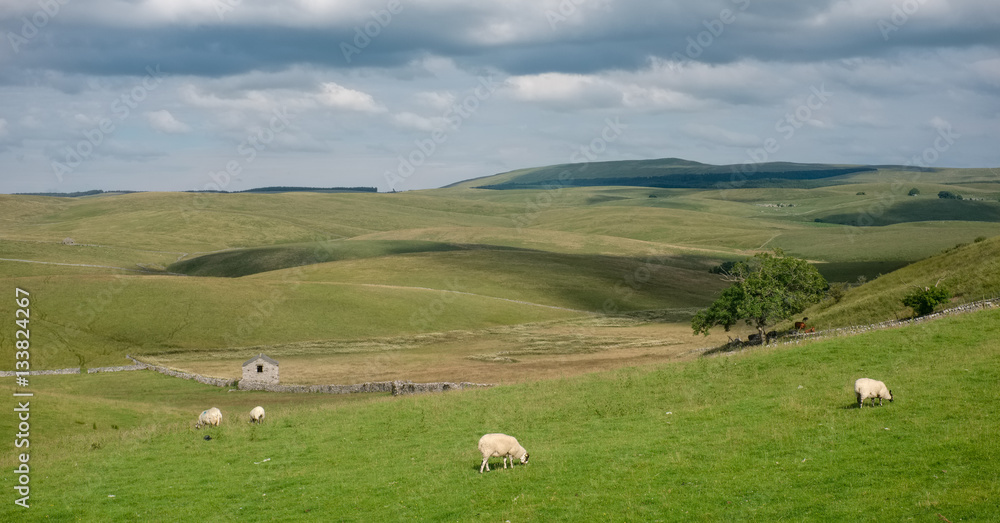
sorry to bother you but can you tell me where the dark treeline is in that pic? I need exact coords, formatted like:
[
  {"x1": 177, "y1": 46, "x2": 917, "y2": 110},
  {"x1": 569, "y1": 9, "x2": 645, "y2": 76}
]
[
  {"x1": 12, "y1": 187, "x2": 378, "y2": 196},
  {"x1": 476, "y1": 167, "x2": 877, "y2": 190},
  {"x1": 189, "y1": 186, "x2": 378, "y2": 194},
  {"x1": 13, "y1": 190, "x2": 140, "y2": 197}
]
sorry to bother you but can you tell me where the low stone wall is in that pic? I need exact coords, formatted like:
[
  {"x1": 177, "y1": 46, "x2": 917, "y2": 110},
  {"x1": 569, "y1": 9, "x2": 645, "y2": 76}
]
[
  {"x1": 238, "y1": 379, "x2": 492, "y2": 396},
  {"x1": 125, "y1": 355, "x2": 491, "y2": 396},
  {"x1": 126, "y1": 355, "x2": 238, "y2": 387},
  {"x1": 87, "y1": 365, "x2": 146, "y2": 373},
  {"x1": 705, "y1": 297, "x2": 999, "y2": 355},
  {"x1": 238, "y1": 380, "x2": 392, "y2": 393},
  {"x1": 0, "y1": 367, "x2": 81, "y2": 377},
  {"x1": 780, "y1": 298, "x2": 997, "y2": 345}
]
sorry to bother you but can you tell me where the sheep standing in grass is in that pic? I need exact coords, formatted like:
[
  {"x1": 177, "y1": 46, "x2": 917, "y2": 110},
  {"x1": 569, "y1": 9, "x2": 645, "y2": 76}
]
[
  {"x1": 855, "y1": 378, "x2": 893, "y2": 408},
  {"x1": 249, "y1": 406, "x2": 265, "y2": 424},
  {"x1": 478, "y1": 433, "x2": 529, "y2": 473},
  {"x1": 195, "y1": 407, "x2": 222, "y2": 428}
]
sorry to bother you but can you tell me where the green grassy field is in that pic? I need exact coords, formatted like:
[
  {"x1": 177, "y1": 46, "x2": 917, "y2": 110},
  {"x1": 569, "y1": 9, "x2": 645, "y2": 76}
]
[{"x1": 2, "y1": 308, "x2": 997, "y2": 521}]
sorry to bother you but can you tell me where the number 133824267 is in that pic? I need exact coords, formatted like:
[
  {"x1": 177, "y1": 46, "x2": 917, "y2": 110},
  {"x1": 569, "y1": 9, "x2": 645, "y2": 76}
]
[{"x1": 15, "y1": 288, "x2": 30, "y2": 377}]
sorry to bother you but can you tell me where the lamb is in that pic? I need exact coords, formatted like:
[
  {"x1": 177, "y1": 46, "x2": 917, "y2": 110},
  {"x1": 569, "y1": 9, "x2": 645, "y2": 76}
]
[
  {"x1": 478, "y1": 433, "x2": 529, "y2": 473},
  {"x1": 855, "y1": 378, "x2": 893, "y2": 408},
  {"x1": 195, "y1": 407, "x2": 222, "y2": 428},
  {"x1": 249, "y1": 406, "x2": 265, "y2": 424}
]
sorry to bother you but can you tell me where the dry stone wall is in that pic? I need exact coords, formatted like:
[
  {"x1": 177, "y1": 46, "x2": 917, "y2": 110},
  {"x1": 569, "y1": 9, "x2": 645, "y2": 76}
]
[
  {"x1": 0, "y1": 368, "x2": 81, "y2": 377},
  {"x1": 238, "y1": 379, "x2": 492, "y2": 396}
]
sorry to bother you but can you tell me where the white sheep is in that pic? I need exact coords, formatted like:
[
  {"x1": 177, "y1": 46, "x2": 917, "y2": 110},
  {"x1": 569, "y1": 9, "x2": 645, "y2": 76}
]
[
  {"x1": 249, "y1": 406, "x2": 265, "y2": 424},
  {"x1": 478, "y1": 433, "x2": 529, "y2": 473},
  {"x1": 195, "y1": 407, "x2": 222, "y2": 428},
  {"x1": 855, "y1": 378, "x2": 893, "y2": 408}
]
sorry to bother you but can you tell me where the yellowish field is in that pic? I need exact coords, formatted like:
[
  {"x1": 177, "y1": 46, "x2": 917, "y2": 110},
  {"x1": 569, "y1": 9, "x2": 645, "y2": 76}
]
[{"x1": 142, "y1": 318, "x2": 741, "y2": 385}]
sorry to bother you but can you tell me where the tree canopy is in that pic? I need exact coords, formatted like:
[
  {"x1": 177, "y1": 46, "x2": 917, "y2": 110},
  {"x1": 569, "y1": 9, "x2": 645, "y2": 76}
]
[{"x1": 692, "y1": 250, "x2": 828, "y2": 344}]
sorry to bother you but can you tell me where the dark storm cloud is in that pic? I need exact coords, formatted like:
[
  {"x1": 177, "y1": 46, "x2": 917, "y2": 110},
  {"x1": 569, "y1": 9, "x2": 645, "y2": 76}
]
[{"x1": 2, "y1": 1, "x2": 996, "y2": 81}]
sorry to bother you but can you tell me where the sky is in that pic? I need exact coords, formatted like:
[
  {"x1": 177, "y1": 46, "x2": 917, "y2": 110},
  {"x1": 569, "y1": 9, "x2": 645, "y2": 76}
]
[{"x1": 0, "y1": 0, "x2": 997, "y2": 194}]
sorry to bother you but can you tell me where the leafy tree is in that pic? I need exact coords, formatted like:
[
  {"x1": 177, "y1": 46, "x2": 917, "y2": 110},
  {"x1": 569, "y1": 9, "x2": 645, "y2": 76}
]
[
  {"x1": 908, "y1": 188, "x2": 920, "y2": 196},
  {"x1": 938, "y1": 190, "x2": 962, "y2": 200},
  {"x1": 902, "y1": 284, "x2": 951, "y2": 316},
  {"x1": 827, "y1": 282, "x2": 850, "y2": 304},
  {"x1": 692, "y1": 250, "x2": 828, "y2": 344}
]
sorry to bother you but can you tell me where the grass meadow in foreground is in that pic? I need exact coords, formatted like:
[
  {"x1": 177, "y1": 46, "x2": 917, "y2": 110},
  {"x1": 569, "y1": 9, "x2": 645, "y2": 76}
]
[{"x1": 2, "y1": 308, "x2": 998, "y2": 521}]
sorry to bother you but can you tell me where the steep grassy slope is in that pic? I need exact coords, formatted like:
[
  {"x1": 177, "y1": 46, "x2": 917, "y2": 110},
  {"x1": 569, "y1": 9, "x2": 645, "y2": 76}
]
[
  {"x1": 805, "y1": 236, "x2": 1000, "y2": 327},
  {"x1": 3, "y1": 309, "x2": 998, "y2": 521}
]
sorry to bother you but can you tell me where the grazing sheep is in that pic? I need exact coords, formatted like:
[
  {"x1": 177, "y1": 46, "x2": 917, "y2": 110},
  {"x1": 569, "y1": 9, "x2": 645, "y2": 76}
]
[
  {"x1": 478, "y1": 433, "x2": 529, "y2": 473},
  {"x1": 195, "y1": 407, "x2": 222, "y2": 429},
  {"x1": 249, "y1": 406, "x2": 265, "y2": 424},
  {"x1": 855, "y1": 378, "x2": 893, "y2": 408}
]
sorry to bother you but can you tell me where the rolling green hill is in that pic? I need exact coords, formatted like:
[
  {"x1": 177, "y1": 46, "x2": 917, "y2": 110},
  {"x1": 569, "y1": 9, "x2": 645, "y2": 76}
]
[
  {"x1": 3, "y1": 159, "x2": 1000, "y2": 372},
  {"x1": 465, "y1": 157, "x2": 879, "y2": 190},
  {"x1": 167, "y1": 240, "x2": 477, "y2": 277}
]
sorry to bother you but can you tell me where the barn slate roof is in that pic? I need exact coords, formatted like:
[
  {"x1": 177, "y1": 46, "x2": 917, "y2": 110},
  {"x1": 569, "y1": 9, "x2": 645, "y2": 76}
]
[{"x1": 242, "y1": 353, "x2": 279, "y2": 367}]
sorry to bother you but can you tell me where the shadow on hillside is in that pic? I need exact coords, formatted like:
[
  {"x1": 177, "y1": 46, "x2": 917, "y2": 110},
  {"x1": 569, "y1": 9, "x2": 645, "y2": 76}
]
[{"x1": 701, "y1": 341, "x2": 763, "y2": 357}]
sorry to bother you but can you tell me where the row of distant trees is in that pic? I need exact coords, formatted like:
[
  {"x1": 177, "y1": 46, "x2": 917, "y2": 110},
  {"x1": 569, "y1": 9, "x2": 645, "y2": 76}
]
[{"x1": 909, "y1": 187, "x2": 973, "y2": 200}]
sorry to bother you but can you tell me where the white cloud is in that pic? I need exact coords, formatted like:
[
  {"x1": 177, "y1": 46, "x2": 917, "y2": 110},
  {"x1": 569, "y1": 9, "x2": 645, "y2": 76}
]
[
  {"x1": 414, "y1": 91, "x2": 456, "y2": 111},
  {"x1": 145, "y1": 110, "x2": 192, "y2": 134},
  {"x1": 505, "y1": 72, "x2": 621, "y2": 109},
  {"x1": 179, "y1": 85, "x2": 277, "y2": 112},
  {"x1": 505, "y1": 69, "x2": 706, "y2": 111},
  {"x1": 316, "y1": 82, "x2": 385, "y2": 113},
  {"x1": 683, "y1": 124, "x2": 760, "y2": 148},
  {"x1": 0, "y1": 118, "x2": 8, "y2": 138},
  {"x1": 971, "y1": 58, "x2": 1000, "y2": 87},
  {"x1": 391, "y1": 111, "x2": 449, "y2": 132}
]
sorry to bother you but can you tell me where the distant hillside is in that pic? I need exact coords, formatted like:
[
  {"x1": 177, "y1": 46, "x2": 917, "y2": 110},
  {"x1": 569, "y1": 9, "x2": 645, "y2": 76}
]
[
  {"x1": 463, "y1": 158, "x2": 878, "y2": 190},
  {"x1": 9, "y1": 187, "x2": 377, "y2": 197},
  {"x1": 12, "y1": 189, "x2": 142, "y2": 197},
  {"x1": 190, "y1": 186, "x2": 378, "y2": 194},
  {"x1": 805, "y1": 235, "x2": 1000, "y2": 328},
  {"x1": 167, "y1": 240, "x2": 473, "y2": 277}
]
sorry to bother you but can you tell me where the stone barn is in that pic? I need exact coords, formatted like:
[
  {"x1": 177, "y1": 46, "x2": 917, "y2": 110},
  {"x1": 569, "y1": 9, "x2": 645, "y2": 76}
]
[{"x1": 242, "y1": 354, "x2": 279, "y2": 385}]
